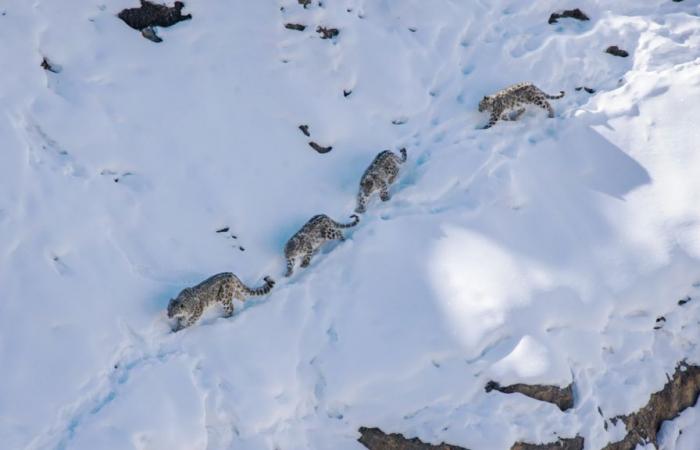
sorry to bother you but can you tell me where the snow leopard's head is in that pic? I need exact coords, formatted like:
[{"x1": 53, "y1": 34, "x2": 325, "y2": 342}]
[
  {"x1": 478, "y1": 95, "x2": 492, "y2": 112},
  {"x1": 167, "y1": 289, "x2": 191, "y2": 319}
]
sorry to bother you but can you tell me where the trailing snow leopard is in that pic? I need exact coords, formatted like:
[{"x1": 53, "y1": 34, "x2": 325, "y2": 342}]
[
  {"x1": 355, "y1": 148, "x2": 407, "y2": 213},
  {"x1": 167, "y1": 273, "x2": 275, "y2": 331},
  {"x1": 478, "y1": 82, "x2": 565, "y2": 129},
  {"x1": 284, "y1": 214, "x2": 360, "y2": 276}
]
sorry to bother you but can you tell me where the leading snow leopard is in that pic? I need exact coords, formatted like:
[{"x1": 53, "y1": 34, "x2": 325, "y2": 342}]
[
  {"x1": 355, "y1": 148, "x2": 407, "y2": 213},
  {"x1": 478, "y1": 82, "x2": 565, "y2": 129},
  {"x1": 167, "y1": 273, "x2": 274, "y2": 331},
  {"x1": 284, "y1": 214, "x2": 360, "y2": 276}
]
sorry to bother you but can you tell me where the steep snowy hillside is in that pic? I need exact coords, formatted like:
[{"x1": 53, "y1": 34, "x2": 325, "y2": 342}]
[{"x1": 1, "y1": 0, "x2": 700, "y2": 449}]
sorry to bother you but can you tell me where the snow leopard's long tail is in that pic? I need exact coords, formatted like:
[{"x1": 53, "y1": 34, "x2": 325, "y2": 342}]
[
  {"x1": 544, "y1": 90, "x2": 565, "y2": 99},
  {"x1": 398, "y1": 147, "x2": 407, "y2": 163},
  {"x1": 245, "y1": 276, "x2": 275, "y2": 296},
  {"x1": 334, "y1": 214, "x2": 360, "y2": 228}
]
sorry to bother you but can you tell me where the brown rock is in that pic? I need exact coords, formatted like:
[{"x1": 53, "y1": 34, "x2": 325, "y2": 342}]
[
  {"x1": 317, "y1": 26, "x2": 339, "y2": 39},
  {"x1": 548, "y1": 9, "x2": 590, "y2": 24},
  {"x1": 602, "y1": 362, "x2": 700, "y2": 450},
  {"x1": 309, "y1": 141, "x2": 332, "y2": 154},
  {"x1": 605, "y1": 46, "x2": 629, "y2": 57},
  {"x1": 358, "y1": 427, "x2": 469, "y2": 450},
  {"x1": 285, "y1": 23, "x2": 306, "y2": 31},
  {"x1": 484, "y1": 381, "x2": 574, "y2": 412},
  {"x1": 511, "y1": 437, "x2": 583, "y2": 450}
]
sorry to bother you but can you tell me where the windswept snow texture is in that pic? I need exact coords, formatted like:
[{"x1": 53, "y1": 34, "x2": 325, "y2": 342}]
[{"x1": 1, "y1": 1, "x2": 700, "y2": 449}]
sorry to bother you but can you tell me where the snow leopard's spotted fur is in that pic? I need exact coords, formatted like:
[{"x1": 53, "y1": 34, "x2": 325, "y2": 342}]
[
  {"x1": 167, "y1": 273, "x2": 274, "y2": 331},
  {"x1": 478, "y1": 82, "x2": 565, "y2": 129},
  {"x1": 355, "y1": 148, "x2": 407, "y2": 213},
  {"x1": 284, "y1": 214, "x2": 360, "y2": 276}
]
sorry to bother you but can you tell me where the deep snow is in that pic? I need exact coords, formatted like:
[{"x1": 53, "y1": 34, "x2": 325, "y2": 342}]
[{"x1": 1, "y1": 0, "x2": 700, "y2": 449}]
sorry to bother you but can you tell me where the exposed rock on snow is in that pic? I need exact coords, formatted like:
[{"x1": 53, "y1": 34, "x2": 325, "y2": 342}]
[
  {"x1": 285, "y1": 22, "x2": 306, "y2": 31},
  {"x1": 548, "y1": 9, "x2": 590, "y2": 24},
  {"x1": 308, "y1": 141, "x2": 332, "y2": 153},
  {"x1": 358, "y1": 427, "x2": 469, "y2": 450},
  {"x1": 511, "y1": 437, "x2": 584, "y2": 450},
  {"x1": 605, "y1": 46, "x2": 629, "y2": 57},
  {"x1": 316, "y1": 26, "x2": 339, "y2": 39},
  {"x1": 484, "y1": 381, "x2": 575, "y2": 412},
  {"x1": 40, "y1": 57, "x2": 61, "y2": 73},
  {"x1": 117, "y1": 0, "x2": 192, "y2": 43},
  {"x1": 602, "y1": 363, "x2": 700, "y2": 450}
]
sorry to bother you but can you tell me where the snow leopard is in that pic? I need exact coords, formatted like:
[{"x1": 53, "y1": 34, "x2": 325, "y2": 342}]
[
  {"x1": 478, "y1": 82, "x2": 565, "y2": 129},
  {"x1": 355, "y1": 148, "x2": 407, "y2": 213},
  {"x1": 167, "y1": 273, "x2": 275, "y2": 331},
  {"x1": 118, "y1": 0, "x2": 192, "y2": 43},
  {"x1": 284, "y1": 214, "x2": 360, "y2": 276}
]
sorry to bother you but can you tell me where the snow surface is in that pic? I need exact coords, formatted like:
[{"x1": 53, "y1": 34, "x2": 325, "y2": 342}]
[{"x1": 1, "y1": 0, "x2": 700, "y2": 449}]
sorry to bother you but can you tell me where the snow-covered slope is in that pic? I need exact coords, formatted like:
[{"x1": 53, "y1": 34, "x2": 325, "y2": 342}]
[{"x1": 1, "y1": 0, "x2": 700, "y2": 449}]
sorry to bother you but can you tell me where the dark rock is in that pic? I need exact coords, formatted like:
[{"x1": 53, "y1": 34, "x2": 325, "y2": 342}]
[
  {"x1": 510, "y1": 437, "x2": 584, "y2": 450},
  {"x1": 317, "y1": 26, "x2": 339, "y2": 39},
  {"x1": 548, "y1": 8, "x2": 590, "y2": 24},
  {"x1": 285, "y1": 23, "x2": 306, "y2": 31},
  {"x1": 408, "y1": 27, "x2": 417, "y2": 32},
  {"x1": 605, "y1": 46, "x2": 629, "y2": 57},
  {"x1": 678, "y1": 296, "x2": 691, "y2": 305},
  {"x1": 484, "y1": 381, "x2": 574, "y2": 411},
  {"x1": 299, "y1": 124, "x2": 310, "y2": 137},
  {"x1": 118, "y1": 0, "x2": 191, "y2": 31},
  {"x1": 141, "y1": 27, "x2": 162, "y2": 42},
  {"x1": 358, "y1": 427, "x2": 469, "y2": 450},
  {"x1": 602, "y1": 362, "x2": 700, "y2": 450},
  {"x1": 654, "y1": 315, "x2": 665, "y2": 329},
  {"x1": 309, "y1": 141, "x2": 332, "y2": 154},
  {"x1": 343, "y1": 89, "x2": 352, "y2": 97},
  {"x1": 40, "y1": 57, "x2": 61, "y2": 73},
  {"x1": 391, "y1": 118, "x2": 407, "y2": 125},
  {"x1": 216, "y1": 227, "x2": 229, "y2": 233},
  {"x1": 575, "y1": 86, "x2": 595, "y2": 93}
]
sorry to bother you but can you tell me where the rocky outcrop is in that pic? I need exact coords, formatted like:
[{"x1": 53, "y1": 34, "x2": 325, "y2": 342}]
[
  {"x1": 358, "y1": 427, "x2": 469, "y2": 450},
  {"x1": 484, "y1": 381, "x2": 574, "y2": 412},
  {"x1": 309, "y1": 141, "x2": 332, "y2": 153},
  {"x1": 548, "y1": 9, "x2": 590, "y2": 24},
  {"x1": 316, "y1": 26, "x2": 339, "y2": 39},
  {"x1": 118, "y1": 0, "x2": 192, "y2": 43},
  {"x1": 605, "y1": 46, "x2": 629, "y2": 57},
  {"x1": 602, "y1": 362, "x2": 700, "y2": 450},
  {"x1": 285, "y1": 23, "x2": 306, "y2": 31},
  {"x1": 511, "y1": 437, "x2": 584, "y2": 450}
]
